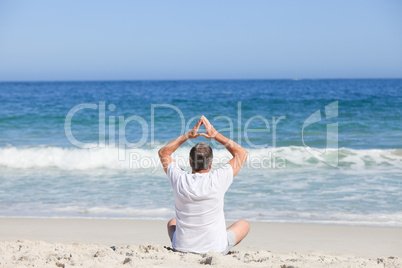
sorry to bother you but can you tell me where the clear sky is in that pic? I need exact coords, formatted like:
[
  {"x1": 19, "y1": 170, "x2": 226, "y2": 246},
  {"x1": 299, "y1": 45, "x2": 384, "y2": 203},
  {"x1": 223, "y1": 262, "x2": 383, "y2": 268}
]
[{"x1": 0, "y1": 0, "x2": 401, "y2": 81}]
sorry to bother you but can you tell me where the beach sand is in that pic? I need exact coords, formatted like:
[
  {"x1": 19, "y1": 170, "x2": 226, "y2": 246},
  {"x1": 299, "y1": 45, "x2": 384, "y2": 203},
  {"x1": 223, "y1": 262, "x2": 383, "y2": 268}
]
[{"x1": 0, "y1": 218, "x2": 401, "y2": 267}]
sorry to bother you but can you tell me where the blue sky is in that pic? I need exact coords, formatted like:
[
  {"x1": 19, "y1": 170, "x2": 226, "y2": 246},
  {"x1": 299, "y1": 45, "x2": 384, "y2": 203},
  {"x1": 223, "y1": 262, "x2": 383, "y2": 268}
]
[{"x1": 0, "y1": 0, "x2": 401, "y2": 81}]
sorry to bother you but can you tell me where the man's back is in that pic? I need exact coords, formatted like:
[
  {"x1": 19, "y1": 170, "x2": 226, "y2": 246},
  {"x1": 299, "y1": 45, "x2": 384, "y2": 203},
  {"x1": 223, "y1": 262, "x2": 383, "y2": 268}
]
[{"x1": 167, "y1": 162, "x2": 233, "y2": 253}]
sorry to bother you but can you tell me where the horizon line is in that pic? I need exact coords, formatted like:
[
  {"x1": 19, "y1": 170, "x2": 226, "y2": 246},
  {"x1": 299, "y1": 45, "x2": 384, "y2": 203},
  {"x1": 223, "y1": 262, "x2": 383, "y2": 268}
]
[{"x1": 1, "y1": 77, "x2": 402, "y2": 83}]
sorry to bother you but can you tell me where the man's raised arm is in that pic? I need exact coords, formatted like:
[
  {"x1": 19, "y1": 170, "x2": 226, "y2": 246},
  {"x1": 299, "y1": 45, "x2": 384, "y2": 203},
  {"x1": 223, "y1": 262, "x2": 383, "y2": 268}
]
[
  {"x1": 158, "y1": 118, "x2": 203, "y2": 174},
  {"x1": 199, "y1": 116, "x2": 248, "y2": 177}
]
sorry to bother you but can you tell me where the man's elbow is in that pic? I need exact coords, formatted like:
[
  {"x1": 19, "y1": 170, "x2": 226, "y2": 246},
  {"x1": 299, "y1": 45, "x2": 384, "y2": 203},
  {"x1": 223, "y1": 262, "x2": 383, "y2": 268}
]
[
  {"x1": 158, "y1": 148, "x2": 165, "y2": 158},
  {"x1": 242, "y1": 148, "x2": 248, "y2": 160}
]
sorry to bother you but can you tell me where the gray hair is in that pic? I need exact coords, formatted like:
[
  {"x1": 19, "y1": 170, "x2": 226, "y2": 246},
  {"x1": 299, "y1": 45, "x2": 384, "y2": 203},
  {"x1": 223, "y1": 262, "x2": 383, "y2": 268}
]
[{"x1": 189, "y1": 142, "x2": 213, "y2": 172}]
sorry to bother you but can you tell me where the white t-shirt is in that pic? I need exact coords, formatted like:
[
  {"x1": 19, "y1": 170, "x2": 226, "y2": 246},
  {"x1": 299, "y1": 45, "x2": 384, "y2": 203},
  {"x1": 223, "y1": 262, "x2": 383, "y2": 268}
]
[{"x1": 167, "y1": 161, "x2": 233, "y2": 253}]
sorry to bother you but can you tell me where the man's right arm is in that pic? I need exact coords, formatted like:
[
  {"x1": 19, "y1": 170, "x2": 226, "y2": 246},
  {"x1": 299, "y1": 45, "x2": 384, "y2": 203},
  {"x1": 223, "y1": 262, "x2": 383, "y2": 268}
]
[{"x1": 200, "y1": 116, "x2": 248, "y2": 177}]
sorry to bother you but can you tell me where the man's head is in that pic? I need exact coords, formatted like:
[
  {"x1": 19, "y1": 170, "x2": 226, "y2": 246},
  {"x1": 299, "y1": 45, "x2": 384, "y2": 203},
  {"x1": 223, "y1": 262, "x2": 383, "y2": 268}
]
[{"x1": 189, "y1": 142, "x2": 213, "y2": 172}]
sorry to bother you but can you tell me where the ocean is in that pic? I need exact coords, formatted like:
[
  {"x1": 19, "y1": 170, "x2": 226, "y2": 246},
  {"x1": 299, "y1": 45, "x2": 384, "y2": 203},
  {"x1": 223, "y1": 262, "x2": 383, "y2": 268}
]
[{"x1": 0, "y1": 79, "x2": 401, "y2": 226}]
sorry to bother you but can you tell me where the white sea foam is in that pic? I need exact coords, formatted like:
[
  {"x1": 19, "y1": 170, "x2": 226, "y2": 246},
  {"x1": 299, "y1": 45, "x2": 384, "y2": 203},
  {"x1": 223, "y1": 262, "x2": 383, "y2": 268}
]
[
  {"x1": 3, "y1": 205, "x2": 401, "y2": 227},
  {"x1": 53, "y1": 206, "x2": 174, "y2": 218},
  {"x1": 0, "y1": 145, "x2": 401, "y2": 171},
  {"x1": 0, "y1": 145, "x2": 400, "y2": 226},
  {"x1": 225, "y1": 210, "x2": 402, "y2": 227}
]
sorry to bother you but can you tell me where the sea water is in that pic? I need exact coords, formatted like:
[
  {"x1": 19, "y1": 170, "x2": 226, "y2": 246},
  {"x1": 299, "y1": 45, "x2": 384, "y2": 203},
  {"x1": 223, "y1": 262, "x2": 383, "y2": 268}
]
[{"x1": 0, "y1": 79, "x2": 401, "y2": 226}]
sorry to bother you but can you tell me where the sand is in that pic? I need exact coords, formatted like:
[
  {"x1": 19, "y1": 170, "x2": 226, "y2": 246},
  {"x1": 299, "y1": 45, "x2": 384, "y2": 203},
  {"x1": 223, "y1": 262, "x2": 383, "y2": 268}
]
[{"x1": 0, "y1": 218, "x2": 401, "y2": 267}]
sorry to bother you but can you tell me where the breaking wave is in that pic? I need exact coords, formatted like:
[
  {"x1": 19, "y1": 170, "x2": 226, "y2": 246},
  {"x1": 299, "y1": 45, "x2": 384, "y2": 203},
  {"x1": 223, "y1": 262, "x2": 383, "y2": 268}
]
[{"x1": 0, "y1": 145, "x2": 401, "y2": 170}]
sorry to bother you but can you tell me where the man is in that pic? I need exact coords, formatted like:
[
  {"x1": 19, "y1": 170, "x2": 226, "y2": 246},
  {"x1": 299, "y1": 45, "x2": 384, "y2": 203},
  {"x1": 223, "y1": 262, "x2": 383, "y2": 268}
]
[{"x1": 158, "y1": 115, "x2": 250, "y2": 254}]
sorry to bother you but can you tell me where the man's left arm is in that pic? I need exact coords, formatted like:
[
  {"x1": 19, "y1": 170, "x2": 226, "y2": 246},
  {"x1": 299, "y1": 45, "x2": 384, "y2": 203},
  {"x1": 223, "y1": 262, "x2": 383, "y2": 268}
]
[{"x1": 158, "y1": 118, "x2": 203, "y2": 174}]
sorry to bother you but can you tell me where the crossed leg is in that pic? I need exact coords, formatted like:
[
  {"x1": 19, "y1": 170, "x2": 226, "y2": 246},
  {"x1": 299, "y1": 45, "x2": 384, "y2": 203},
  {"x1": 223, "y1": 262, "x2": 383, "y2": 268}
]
[
  {"x1": 227, "y1": 219, "x2": 250, "y2": 246},
  {"x1": 167, "y1": 218, "x2": 176, "y2": 241},
  {"x1": 167, "y1": 218, "x2": 250, "y2": 246}
]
